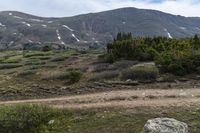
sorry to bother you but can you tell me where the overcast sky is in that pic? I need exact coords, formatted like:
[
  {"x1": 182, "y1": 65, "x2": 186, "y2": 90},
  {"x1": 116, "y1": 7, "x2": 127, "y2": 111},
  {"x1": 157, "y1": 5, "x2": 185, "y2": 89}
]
[{"x1": 0, "y1": 0, "x2": 200, "y2": 17}]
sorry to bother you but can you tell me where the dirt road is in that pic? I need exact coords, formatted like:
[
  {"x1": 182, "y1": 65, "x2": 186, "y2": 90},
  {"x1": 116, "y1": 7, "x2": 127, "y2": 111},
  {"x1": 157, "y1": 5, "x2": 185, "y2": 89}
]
[{"x1": 1, "y1": 88, "x2": 200, "y2": 109}]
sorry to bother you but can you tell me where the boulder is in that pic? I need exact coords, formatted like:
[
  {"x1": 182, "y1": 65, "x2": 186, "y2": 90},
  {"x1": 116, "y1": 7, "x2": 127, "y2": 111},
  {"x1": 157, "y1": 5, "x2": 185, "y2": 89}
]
[{"x1": 142, "y1": 118, "x2": 188, "y2": 133}]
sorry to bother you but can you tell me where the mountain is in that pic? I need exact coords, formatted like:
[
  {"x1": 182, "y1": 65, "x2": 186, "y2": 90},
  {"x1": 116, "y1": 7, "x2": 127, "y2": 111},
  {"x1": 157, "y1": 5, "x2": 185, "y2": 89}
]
[{"x1": 0, "y1": 7, "x2": 200, "y2": 50}]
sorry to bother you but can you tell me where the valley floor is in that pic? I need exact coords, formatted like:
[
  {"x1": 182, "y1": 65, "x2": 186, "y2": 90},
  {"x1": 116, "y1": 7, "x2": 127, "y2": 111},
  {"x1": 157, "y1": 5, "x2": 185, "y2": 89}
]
[{"x1": 0, "y1": 50, "x2": 200, "y2": 132}]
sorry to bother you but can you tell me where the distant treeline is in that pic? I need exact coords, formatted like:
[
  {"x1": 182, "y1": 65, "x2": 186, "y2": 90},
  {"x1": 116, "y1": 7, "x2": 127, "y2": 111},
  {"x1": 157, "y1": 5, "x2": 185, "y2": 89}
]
[{"x1": 106, "y1": 32, "x2": 200, "y2": 75}]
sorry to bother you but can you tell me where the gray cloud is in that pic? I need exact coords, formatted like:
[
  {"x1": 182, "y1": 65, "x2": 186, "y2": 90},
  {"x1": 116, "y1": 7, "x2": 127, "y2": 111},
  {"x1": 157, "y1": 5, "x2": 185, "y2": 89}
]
[{"x1": 0, "y1": 0, "x2": 200, "y2": 17}]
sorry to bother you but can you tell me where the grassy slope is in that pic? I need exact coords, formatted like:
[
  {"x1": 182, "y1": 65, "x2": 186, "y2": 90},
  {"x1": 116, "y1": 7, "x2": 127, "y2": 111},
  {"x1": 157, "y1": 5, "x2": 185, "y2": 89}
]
[{"x1": 1, "y1": 104, "x2": 200, "y2": 133}]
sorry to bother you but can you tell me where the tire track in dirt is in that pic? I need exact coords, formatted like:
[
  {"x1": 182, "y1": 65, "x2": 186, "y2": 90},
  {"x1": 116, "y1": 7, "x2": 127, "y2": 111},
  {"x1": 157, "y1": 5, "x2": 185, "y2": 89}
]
[{"x1": 1, "y1": 88, "x2": 200, "y2": 109}]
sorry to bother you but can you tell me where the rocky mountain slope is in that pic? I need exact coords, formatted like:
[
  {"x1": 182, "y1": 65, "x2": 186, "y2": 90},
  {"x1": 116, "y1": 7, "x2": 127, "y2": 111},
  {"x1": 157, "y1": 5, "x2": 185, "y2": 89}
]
[{"x1": 1, "y1": 7, "x2": 200, "y2": 49}]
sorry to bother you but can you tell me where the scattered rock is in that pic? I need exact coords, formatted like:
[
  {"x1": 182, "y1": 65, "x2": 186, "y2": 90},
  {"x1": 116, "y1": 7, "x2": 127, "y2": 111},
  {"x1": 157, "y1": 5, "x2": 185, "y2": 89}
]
[{"x1": 142, "y1": 118, "x2": 188, "y2": 133}]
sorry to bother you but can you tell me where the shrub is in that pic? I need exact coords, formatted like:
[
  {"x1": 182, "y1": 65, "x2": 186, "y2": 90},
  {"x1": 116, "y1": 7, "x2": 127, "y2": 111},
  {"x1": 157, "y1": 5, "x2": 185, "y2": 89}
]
[
  {"x1": 104, "y1": 54, "x2": 115, "y2": 63},
  {"x1": 167, "y1": 63, "x2": 186, "y2": 76},
  {"x1": 68, "y1": 70, "x2": 83, "y2": 84},
  {"x1": 138, "y1": 53, "x2": 152, "y2": 61},
  {"x1": 41, "y1": 46, "x2": 51, "y2": 52},
  {"x1": 120, "y1": 64, "x2": 159, "y2": 81},
  {"x1": 0, "y1": 104, "x2": 58, "y2": 133},
  {"x1": 197, "y1": 67, "x2": 200, "y2": 74}
]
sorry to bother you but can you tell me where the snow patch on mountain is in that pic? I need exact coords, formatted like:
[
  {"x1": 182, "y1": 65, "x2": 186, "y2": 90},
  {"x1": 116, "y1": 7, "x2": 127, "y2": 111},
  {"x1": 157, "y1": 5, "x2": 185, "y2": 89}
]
[
  {"x1": 56, "y1": 29, "x2": 65, "y2": 44},
  {"x1": 180, "y1": 27, "x2": 186, "y2": 30},
  {"x1": 72, "y1": 34, "x2": 80, "y2": 42},
  {"x1": 0, "y1": 23, "x2": 5, "y2": 27},
  {"x1": 62, "y1": 25, "x2": 74, "y2": 31},
  {"x1": 122, "y1": 22, "x2": 126, "y2": 24},
  {"x1": 195, "y1": 27, "x2": 200, "y2": 30},
  {"x1": 56, "y1": 30, "x2": 61, "y2": 40},
  {"x1": 48, "y1": 21, "x2": 53, "y2": 23},
  {"x1": 42, "y1": 24, "x2": 47, "y2": 28},
  {"x1": 9, "y1": 13, "x2": 12, "y2": 16},
  {"x1": 164, "y1": 28, "x2": 173, "y2": 39},
  {"x1": 13, "y1": 16, "x2": 23, "y2": 19},
  {"x1": 30, "y1": 19, "x2": 44, "y2": 22},
  {"x1": 22, "y1": 22, "x2": 31, "y2": 27},
  {"x1": 28, "y1": 39, "x2": 33, "y2": 43}
]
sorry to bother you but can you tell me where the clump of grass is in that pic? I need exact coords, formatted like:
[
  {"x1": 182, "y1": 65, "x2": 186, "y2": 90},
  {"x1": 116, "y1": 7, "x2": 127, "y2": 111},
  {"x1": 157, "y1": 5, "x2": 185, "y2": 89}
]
[
  {"x1": 24, "y1": 60, "x2": 46, "y2": 66},
  {"x1": 18, "y1": 70, "x2": 37, "y2": 76},
  {"x1": 92, "y1": 63, "x2": 110, "y2": 72},
  {"x1": 0, "y1": 64, "x2": 22, "y2": 69},
  {"x1": 29, "y1": 56, "x2": 52, "y2": 60},
  {"x1": 24, "y1": 51, "x2": 54, "y2": 58},
  {"x1": 50, "y1": 56, "x2": 68, "y2": 62},
  {"x1": 111, "y1": 60, "x2": 138, "y2": 70},
  {"x1": 89, "y1": 70, "x2": 119, "y2": 81},
  {"x1": 42, "y1": 69, "x2": 83, "y2": 84},
  {"x1": 0, "y1": 55, "x2": 23, "y2": 63},
  {"x1": 25, "y1": 65, "x2": 41, "y2": 70},
  {"x1": 120, "y1": 64, "x2": 159, "y2": 81}
]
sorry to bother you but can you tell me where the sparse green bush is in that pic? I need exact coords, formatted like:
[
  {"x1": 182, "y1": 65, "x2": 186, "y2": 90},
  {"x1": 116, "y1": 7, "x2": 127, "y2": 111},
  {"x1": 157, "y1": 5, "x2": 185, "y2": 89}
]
[
  {"x1": 68, "y1": 70, "x2": 83, "y2": 84},
  {"x1": 0, "y1": 104, "x2": 58, "y2": 133},
  {"x1": 41, "y1": 46, "x2": 51, "y2": 52},
  {"x1": 120, "y1": 64, "x2": 159, "y2": 81}
]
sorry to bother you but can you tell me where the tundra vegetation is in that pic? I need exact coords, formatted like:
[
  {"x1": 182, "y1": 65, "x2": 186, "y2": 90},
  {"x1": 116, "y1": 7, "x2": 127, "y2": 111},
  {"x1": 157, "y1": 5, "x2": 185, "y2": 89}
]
[
  {"x1": 0, "y1": 34, "x2": 200, "y2": 133},
  {"x1": 0, "y1": 104, "x2": 200, "y2": 133}
]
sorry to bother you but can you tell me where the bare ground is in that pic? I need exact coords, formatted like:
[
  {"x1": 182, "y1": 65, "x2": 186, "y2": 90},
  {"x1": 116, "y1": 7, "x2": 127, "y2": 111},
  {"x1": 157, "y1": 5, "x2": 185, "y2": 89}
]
[{"x1": 1, "y1": 88, "x2": 200, "y2": 109}]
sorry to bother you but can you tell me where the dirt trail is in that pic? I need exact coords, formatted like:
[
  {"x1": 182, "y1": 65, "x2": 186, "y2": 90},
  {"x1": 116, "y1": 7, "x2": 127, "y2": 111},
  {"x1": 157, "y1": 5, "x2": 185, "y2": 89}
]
[{"x1": 1, "y1": 88, "x2": 200, "y2": 109}]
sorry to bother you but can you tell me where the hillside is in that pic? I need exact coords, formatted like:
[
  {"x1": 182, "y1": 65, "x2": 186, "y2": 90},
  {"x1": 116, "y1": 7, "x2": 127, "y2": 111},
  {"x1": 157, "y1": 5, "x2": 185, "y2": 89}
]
[{"x1": 1, "y1": 7, "x2": 200, "y2": 49}]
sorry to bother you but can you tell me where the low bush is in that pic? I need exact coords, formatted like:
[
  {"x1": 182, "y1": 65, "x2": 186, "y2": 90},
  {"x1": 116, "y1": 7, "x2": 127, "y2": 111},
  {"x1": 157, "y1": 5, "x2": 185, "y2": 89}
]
[
  {"x1": 120, "y1": 64, "x2": 159, "y2": 81},
  {"x1": 41, "y1": 46, "x2": 51, "y2": 52},
  {"x1": 0, "y1": 104, "x2": 58, "y2": 133}
]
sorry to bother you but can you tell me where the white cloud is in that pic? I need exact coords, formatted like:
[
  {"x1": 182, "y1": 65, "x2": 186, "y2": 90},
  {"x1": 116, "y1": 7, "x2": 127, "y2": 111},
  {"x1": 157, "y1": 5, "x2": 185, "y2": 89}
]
[{"x1": 0, "y1": 0, "x2": 200, "y2": 17}]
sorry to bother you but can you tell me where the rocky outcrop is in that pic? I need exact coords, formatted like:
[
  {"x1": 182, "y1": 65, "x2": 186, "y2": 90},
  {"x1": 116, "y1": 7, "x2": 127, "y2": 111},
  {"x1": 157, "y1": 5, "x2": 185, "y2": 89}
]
[{"x1": 142, "y1": 118, "x2": 188, "y2": 133}]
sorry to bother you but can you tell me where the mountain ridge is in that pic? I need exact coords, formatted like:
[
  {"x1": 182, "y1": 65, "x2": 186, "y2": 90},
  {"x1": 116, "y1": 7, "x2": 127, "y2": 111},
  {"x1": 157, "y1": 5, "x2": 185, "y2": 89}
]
[{"x1": 0, "y1": 7, "x2": 200, "y2": 50}]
